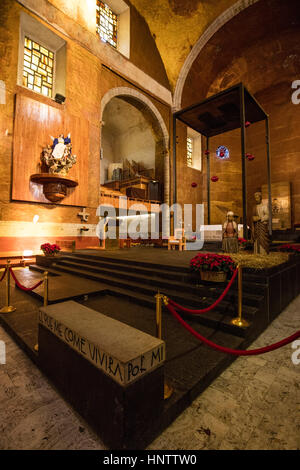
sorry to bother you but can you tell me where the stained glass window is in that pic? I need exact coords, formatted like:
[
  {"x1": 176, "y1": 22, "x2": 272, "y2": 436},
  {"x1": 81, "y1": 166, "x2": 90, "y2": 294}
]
[
  {"x1": 187, "y1": 137, "x2": 193, "y2": 167},
  {"x1": 216, "y1": 145, "x2": 230, "y2": 159},
  {"x1": 23, "y1": 37, "x2": 54, "y2": 98},
  {"x1": 96, "y1": 1, "x2": 118, "y2": 49}
]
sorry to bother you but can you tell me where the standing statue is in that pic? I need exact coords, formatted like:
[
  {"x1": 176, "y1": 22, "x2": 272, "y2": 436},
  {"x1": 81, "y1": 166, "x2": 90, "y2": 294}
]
[
  {"x1": 252, "y1": 191, "x2": 270, "y2": 255},
  {"x1": 222, "y1": 211, "x2": 238, "y2": 253}
]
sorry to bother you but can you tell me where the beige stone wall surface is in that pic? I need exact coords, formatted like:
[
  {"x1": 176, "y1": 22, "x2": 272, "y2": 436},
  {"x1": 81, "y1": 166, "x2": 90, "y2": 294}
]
[
  {"x1": 181, "y1": 0, "x2": 300, "y2": 226},
  {"x1": 0, "y1": 0, "x2": 171, "y2": 251}
]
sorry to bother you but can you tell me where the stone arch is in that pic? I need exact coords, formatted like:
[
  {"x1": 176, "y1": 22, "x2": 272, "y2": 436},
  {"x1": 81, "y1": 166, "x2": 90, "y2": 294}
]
[
  {"x1": 173, "y1": 0, "x2": 260, "y2": 110},
  {"x1": 100, "y1": 87, "x2": 170, "y2": 203}
]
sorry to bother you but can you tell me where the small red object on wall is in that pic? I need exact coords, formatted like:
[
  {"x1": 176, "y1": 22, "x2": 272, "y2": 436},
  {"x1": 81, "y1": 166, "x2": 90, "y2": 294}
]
[
  {"x1": 245, "y1": 121, "x2": 251, "y2": 128},
  {"x1": 191, "y1": 182, "x2": 197, "y2": 188},
  {"x1": 246, "y1": 153, "x2": 255, "y2": 161},
  {"x1": 211, "y1": 176, "x2": 219, "y2": 182}
]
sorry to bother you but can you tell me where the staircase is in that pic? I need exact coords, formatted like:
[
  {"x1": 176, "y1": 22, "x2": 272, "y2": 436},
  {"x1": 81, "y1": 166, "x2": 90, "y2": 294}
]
[{"x1": 30, "y1": 252, "x2": 268, "y2": 339}]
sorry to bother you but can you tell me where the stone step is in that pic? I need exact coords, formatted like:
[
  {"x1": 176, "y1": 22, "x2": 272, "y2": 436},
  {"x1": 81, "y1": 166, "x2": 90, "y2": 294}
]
[
  {"x1": 68, "y1": 251, "x2": 267, "y2": 283},
  {"x1": 69, "y1": 252, "x2": 191, "y2": 274},
  {"x1": 29, "y1": 263, "x2": 256, "y2": 337},
  {"x1": 55, "y1": 258, "x2": 264, "y2": 309},
  {"x1": 59, "y1": 254, "x2": 267, "y2": 295},
  {"x1": 60, "y1": 255, "x2": 189, "y2": 282},
  {"x1": 40, "y1": 263, "x2": 259, "y2": 317}
]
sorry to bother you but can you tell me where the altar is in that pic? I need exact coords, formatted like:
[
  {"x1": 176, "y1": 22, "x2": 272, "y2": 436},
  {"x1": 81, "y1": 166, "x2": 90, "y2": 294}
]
[{"x1": 200, "y1": 224, "x2": 245, "y2": 241}]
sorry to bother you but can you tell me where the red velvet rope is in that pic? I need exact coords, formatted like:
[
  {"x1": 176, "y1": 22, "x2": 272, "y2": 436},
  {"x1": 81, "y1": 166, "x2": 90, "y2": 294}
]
[
  {"x1": 166, "y1": 302, "x2": 300, "y2": 356},
  {"x1": 0, "y1": 268, "x2": 7, "y2": 283},
  {"x1": 169, "y1": 267, "x2": 238, "y2": 314},
  {"x1": 9, "y1": 268, "x2": 43, "y2": 291}
]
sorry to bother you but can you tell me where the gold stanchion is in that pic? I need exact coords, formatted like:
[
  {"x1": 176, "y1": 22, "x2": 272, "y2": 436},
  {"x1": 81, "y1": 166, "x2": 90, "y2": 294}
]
[
  {"x1": 155, "y1": 291, "x2": 173, "y2": 400},
  {"x1": 0, "y1": 261, "x2": 16, "y2": 314},
  {"x1": 155, "y1": 290, "x2": 162, "y2": 340},
  {"x1": 34, "y1": 271, "x2": 49, "y2": 353},
  {"x1": 43, "y1": 271, "x2": 48, "y2": 307},
  {"x1": 231, "y1": 265, "x2": 249, "y2": 328}
]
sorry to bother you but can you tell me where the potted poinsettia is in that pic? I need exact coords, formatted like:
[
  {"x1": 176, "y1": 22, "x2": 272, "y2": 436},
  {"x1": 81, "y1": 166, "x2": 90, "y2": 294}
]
[
  {"x1": 41, "y1": 243, "x2": 61, "y2": 257},
  {"x1": 190, "y1": 253, "x2": 236, "y2": 282},
  {"x1": 238, "y1": 238, "x2": 253, "y2": 252}
]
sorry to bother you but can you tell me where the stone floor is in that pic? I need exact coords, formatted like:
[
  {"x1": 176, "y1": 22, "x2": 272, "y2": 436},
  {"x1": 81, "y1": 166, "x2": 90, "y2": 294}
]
[{"x1": 0, "y1": 294, "x2": 299, "y2": 450}]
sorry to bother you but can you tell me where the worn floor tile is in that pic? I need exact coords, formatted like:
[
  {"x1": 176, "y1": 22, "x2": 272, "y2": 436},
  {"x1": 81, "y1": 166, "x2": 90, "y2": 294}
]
[{"x1": 0, "y1": 295, "x2": 299, "y2": 450}]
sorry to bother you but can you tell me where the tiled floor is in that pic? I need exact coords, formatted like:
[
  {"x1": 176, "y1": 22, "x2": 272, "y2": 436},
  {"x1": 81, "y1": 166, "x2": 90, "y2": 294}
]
[{"x1": 0, "y1": 295, "x2": 299, "y2": 450}]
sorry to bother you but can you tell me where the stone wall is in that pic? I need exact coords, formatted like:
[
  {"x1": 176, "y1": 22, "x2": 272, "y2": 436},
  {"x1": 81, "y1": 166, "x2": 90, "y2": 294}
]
[
  {"x1": 175, "y1": 121, "x2": 204, "y2": 229},
  {"x1": 0, "y1": 0, "x2": 171, "y2": 254},
  {"x1": 181, "y1": 0, "x2": 300, "y2": 227},
  {"x1": 45, "y1": 0, "x2": 170, "y2": 90}
]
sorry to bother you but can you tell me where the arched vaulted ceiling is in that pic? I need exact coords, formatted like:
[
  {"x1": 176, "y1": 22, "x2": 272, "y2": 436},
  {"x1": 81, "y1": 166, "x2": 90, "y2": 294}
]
[
  {"x1": 129, "y1": 0, "x2": 242, "y2": 90},
  {"x1": 182, "y1": 0, "x2": 300, "y2": 107}
]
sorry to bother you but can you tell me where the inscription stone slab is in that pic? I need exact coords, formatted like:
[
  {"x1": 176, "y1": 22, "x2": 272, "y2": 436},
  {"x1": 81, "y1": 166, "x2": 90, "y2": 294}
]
[
  {"x1": 37, "y1": 300, "x2": 166, "y2": 448},
  {"x1": 38, "y1": 301, "x2": 165, "y2": 385}
]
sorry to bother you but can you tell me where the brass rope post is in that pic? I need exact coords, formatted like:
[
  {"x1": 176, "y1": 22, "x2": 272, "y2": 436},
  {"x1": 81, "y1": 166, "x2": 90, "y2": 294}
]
[
  {"x1": 43, "y1": 271, "x2": 49, "y2": 307},
  {"x1": 155, "y1": 290, "x2": 162, "y2": 340},
  {"x1": 231, "y1": 265, "x2": 249, "y2": 328},
  {"x1": 0, "y1": 261, "x2": 16, "y2": 314},
  {"x1": 154, "y1": 292, "x2": 173, "y2": 400},
  {"x1": 34, "y1": 271, "x2": 48, "y2": 353}
]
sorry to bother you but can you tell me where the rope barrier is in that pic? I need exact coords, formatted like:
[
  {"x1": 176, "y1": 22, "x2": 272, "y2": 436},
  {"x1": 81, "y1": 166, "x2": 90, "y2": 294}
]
[
  {"x1": 169, "y1": 267, "x2": 238, "y2": 315},
  {"x1": 9, "y1": 267, "x2": 43, "y2": 291},
  {"x1": 0, "y1": 268, "x2": 7, "y2": 283},
  {"x1": 0, "y1": 261, "x2": 16, "y2": 314},
  {"x1": 1, "y1": 262, "x2": 48, "y2": 316},
  {"x1": 165, "y1": 300, "x2": 300, "y2": 356}
]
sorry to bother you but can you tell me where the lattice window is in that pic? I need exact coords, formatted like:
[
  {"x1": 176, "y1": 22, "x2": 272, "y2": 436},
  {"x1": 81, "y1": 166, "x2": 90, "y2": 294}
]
[
  {"x1": 23, "y1": 37, "x2": 54, "y2": 98},
  {"x1": 96, "y1": 1, "x2": 118, "y2": 49},
  {"x1": 187, "y1": 137, "x2": 193, "y2": 167}
]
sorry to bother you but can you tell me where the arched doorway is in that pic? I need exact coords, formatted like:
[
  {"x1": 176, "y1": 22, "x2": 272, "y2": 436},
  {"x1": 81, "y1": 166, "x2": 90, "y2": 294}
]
[{"x1": 100, "y1": 87, "x2": 170, "y2": 204}]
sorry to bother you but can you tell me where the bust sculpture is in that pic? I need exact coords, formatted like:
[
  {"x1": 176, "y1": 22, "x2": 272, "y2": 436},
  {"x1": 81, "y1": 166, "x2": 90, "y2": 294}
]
[
  {"x1": 222, "y1": 211, "x2": 238, "y2": 253},
  {"x1": 252, "y1": 191, "x2": 270, "y2": 255}
]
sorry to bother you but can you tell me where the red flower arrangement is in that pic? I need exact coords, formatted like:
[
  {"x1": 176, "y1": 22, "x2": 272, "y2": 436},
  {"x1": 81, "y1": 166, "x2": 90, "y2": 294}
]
[
  {"x1": 190, "y1": 253, "x2": 237, "y2": 277},
  {"x1": 41, "y1": 243, "x2": 61, "y2": 255},
  {"x1": 245, "y1": 121, "x2": 251, "y2": 128},
  {"x1": 277, "y1": 244, "x2": 300, "y2": 254},
  {"x1": 238, "y1": 238, "x2": 253, "y2": 251},
  {"x1": 238, "y1": 237, "x2": 247, "y2": 248}
]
